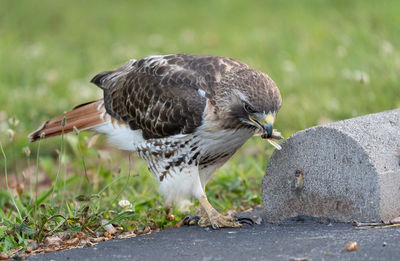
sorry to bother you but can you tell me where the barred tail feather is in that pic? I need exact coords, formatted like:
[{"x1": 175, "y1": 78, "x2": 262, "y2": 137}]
[{"x1": 28, "y1": 100, "x2": 105, "y2": 142}]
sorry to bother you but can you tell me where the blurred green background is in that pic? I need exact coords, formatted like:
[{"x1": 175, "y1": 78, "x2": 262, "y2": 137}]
[
  {"x1": 1, "y1": 0, "x2": 399, "y2": 163},
  {"x1": 0, "y1": 0, "x2": 399, "y2": 249}
]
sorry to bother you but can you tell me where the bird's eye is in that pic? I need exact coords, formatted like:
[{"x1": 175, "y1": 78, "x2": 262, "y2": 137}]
[{"x1": 244, "y1": 104, "x2": 256, "y2": 113}]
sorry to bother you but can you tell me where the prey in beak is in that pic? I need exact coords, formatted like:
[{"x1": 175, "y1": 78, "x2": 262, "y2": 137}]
[{"x1": 249, "y1": 112, "x2": 283, "y2": 150}]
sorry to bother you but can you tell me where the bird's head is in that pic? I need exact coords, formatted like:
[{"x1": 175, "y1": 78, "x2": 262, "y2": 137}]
[
  {"x1": 242, "y1": 105, "x2": 276, "y2": 138},
  {"x1": 221, "y1": 68, "x2": 282, "y2": 139}
]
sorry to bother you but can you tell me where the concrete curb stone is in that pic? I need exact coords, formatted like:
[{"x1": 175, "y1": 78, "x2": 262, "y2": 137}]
[{"x1": 263, "y1": 109, "x2": 400, "y2": 223}]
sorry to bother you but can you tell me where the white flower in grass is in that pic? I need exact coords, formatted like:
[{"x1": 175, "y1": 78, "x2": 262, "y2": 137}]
[
  {"x1": 23, "y1": 146, "x2": 31, "y2": 157},
  {"x1": 118, "y1": 199, "x2": 133, "y2": 210},
  {"x1": 7, "y1": 129, "x2": 15, "y2": 140}
]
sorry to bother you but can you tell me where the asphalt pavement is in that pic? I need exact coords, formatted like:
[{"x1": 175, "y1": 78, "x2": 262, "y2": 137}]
[{"x1": 29, "y1": 220, "x2": 400, "y2": 261}]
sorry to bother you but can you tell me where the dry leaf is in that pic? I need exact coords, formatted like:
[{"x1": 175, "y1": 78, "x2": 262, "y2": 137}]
[
  {"x1": 72, "y1": 231, "x2": 87, "y2": 240},
  {"x1": 90, "y1": 237, "x2": 107, "y2": 243},
  {"x1": 54, "y1": 231, "x2": 71, "y2": 240},
  {"x1": 64, "y1": 237, "x2": 80, "y2": 247},
  {"x1": 104, "y1": 231, "x2": 113, "y2": 239},
  {"x1": 345, "y1": 241, "x2": 359, "y2": 251},
  {"x1": 43, "y1": 236, "x2": 62, "y2": 247},
  {"x1": 78, "y1": 239, "x2": 93, "y2": 247},
  {"x1": 135, "y1": 226, "x2": 151, "y2": 235},
  {"x1": 16, "y1": 183, "x2": 24, "y2": 195},
  {"x1": 166, "y1": 213, "x2": 175, "y2": 221},
  {"x1": 118, "y1": 231, "x2": 137, "y2": 239},
  {"x1": 43, "y1": 246, "x2": 58, "y2": 253},
  {"x1": 25, "y1": 241, "x2": 38, "y2": 253}
]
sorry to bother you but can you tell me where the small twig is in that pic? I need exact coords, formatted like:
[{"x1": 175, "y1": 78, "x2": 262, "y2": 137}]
[
  {"x1": 47, "y1": 214, "x2": 68, "y2": 235},
  {"x1": 7, "y1": 246, "x2": 23, "y2": 257},
  {"x1": 353, "y1": 221, "x2": 384, "y2": 227},
  {"x1": 354, "y1": 222, "x2": 400, "y2": 230},
  {"x1": 352, "y1": 220, "x2": 400, "y2": 230},
  {"x1": 85, "y1": 226, "x2": 96, "y2": 236},
  {"x1": 375, "y1": 224, "x2": 400, "y2": 229}
]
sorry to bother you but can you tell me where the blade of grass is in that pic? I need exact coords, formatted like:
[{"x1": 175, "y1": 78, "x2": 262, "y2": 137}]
[
  {"x1": 35, "y1": 188, "x2": 53, "y2": 207},
  {"x1": 0, "y1": 142, "x2": 22, "y2": 220},
  {"x1": 33, "y1": 134, "x2": 43, "y2": 215},
  {"x1": 77, "y1": 131, "x2": 89, "y2": 183},
  {"x1": 51, "y1": 117, "x2": 66, "y2": 207},
  {"x1": 95, "y1": 175, "x2": 127, "y2": 196},
  {"x1": 95, "y1": 210, "x2": 135, "y2": 232},
  {"x1": 112, "y1": 152, "x2": 133, "y2": 203}
]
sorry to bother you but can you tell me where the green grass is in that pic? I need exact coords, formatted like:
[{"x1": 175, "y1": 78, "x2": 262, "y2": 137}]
[{"x1": 1, "y1": 0, "x2": 399, "y2": 254}]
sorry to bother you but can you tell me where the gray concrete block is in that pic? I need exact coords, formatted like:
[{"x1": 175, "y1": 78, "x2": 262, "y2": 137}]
[{"x1": 262, "y1": 109, "x2": 400, "y2": 223}]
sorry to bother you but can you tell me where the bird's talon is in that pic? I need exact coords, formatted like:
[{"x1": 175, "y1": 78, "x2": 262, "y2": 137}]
[
  {"x1": 211, "y1": 223, "x2": 220, "y2": 230},
  {"x1": 182, "y1": 215, "x2": 202, "y2": 226},
  {"x1": 189, "y1": 216, "x2": 201, "y2": 225},
  {"x1": 192, "y1": 216, "x2": 201, "y2": 222},
  {"x1": 182, "y1": 215, "x2": 190, "y2": 223},
  {"x1": 237, "y1": 217, "x2": 255, "y2": 226}
]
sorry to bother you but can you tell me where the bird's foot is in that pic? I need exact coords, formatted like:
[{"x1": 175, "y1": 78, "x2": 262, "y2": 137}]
[
  {"x1": 182, "y1": 214, "x2": 254, "y2": 229},
  {"x1": 182, "y1": 214, "x2": 240, "y2": 229},
  {"x1": 199, "y1": 213, "x2": 243, "y2": 229}
]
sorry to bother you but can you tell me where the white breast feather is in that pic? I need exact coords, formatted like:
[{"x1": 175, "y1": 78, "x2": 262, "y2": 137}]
[
  {"x1": 158, "y1": 164, "x2": 203, "y2": 212},
  {"x1": 92, "y1": 123, "x2": 144, "y2": 151}
]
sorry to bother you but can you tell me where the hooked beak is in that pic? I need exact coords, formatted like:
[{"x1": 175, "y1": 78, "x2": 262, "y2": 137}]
[
  {"x1": 249, "y1": 113, "x2": 275, "y2": 138},
  {"x1": 263, "y1": 123, "x2": 273, "y2": 138},
  {"x1": 262, "y1": 113, "x2": 275, "y2": 138},
  {"x1": 249, "y1": 113, "x2": 282, "y2": 150}
]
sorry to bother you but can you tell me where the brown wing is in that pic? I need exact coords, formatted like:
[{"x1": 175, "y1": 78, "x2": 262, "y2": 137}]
[{"x1": 91, "y1": 54, "x2": 232, "y2": 139}]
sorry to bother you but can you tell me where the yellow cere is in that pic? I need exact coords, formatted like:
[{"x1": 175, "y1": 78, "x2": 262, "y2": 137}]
[{"x1": 264, "y1": 113, "x2": 275, "y2": 125}]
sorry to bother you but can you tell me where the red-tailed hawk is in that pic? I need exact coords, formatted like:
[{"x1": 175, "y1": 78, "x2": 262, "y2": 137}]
[{"x1": 29, "y1": 54, "x2": 282, "y2": 229}]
